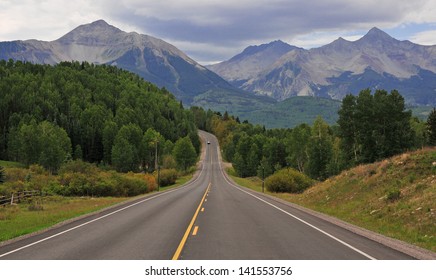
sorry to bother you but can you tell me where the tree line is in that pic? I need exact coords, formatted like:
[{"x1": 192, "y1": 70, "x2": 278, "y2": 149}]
[
  {"x1": 0, "y1": 60, "x2": 199, "y2": 173},
  {"x1": 191, "y1": 89, "x2": 435, "y2": 182}
]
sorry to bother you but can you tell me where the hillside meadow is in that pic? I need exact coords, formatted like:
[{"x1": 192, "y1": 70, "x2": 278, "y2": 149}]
[{"x1": 229, "y1": 148, "x2": 436, "y2": 252}]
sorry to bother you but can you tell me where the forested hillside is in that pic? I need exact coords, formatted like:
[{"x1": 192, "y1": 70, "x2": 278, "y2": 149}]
[
  {"x1": 192, "y1": 89, "x2": 433, "y2": 183},
  {"x1": 0, "y1": 60, "x2": 199, "y2": 173}
]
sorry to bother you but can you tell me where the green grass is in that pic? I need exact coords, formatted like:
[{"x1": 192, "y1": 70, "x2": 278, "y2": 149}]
[
  {"x1": 0, "y1": 196, "x2": 129, "y2": 242},
  {"x1": 0, "y1": 160, "x2": 24, "y2": 168},
  {"x1": 227, "y1": 148, "x2": 436, "y2": 252}
]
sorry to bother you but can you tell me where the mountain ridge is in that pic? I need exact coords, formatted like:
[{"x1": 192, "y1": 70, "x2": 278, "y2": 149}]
[
  {"x1": 0, "y1": 20, "x2": 235, "y2": 104},
  {"x1": 209, "y1": 27, "x2": 436, "y2": 105}
]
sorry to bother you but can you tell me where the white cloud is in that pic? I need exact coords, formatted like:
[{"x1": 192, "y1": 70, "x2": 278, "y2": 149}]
[
  {"x1": 404, "y1": 0, "x2": 436, "y2": 23},
  {"x1": 410, "y1": 30, "x2": 436, "y2": 46},
  {"x1": 0, "y1": 0, "x2": 103, "y2": 41}
]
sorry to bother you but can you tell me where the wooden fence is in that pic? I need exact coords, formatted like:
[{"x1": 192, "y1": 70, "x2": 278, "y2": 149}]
[{"x1": 0, "y1": 190, "x2": 47, "y2": 206}]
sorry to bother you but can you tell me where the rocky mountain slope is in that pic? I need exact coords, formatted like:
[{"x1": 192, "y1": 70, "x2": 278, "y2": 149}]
[
  {"x1": 209, "y1": 28, "x2": 436, "y2": 105},
  {"x1": 208, "y1": 40, "x2": 299, "y2": 87},
  {"x1": 0, "y1": 20, "x2": 233, "y2": 104}
]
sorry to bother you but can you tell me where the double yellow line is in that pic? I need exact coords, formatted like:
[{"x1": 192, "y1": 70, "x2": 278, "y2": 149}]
[{"x1": 172, "y1": 182, "x2": 211, "y2": 260}]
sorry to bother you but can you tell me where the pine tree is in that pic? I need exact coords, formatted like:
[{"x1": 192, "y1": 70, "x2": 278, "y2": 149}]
[
  {"x1": 427, "y1": 108, "x2": 436, "y2": 146},
  {"x1": 355, "y1": 89, "x2": 376, "y2": 163},
  {"x1": 338, "y1": 94, "x2": 358, "y2": 164},
  {"x1": 74, "y1": 145, "x2": 83, "y2": 160}
]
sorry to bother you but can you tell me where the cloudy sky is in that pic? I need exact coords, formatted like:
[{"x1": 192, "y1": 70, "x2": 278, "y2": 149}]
[{"x1": 0, "y1": 0, "x2": 435, "y2": 64}]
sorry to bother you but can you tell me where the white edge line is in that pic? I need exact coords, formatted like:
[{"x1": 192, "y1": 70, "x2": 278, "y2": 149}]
[
  {"x1": 0, "y1": 147, "x2": 208, "y2": 259},
  {"x1": 217, "y1": 147, "x2": 377, "y2": 260}
]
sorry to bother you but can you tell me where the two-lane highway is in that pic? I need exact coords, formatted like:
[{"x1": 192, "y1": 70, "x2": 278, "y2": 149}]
[{"x1": 0, "y1": 131, "x2": 416, "y2": 259}]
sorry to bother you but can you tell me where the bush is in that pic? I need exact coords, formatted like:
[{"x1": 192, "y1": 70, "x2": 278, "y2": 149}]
[
  {"x1": 113, "y1": 173, "x2": 148, "y2": 196},
  {"x1": 158, "y1": 169, "x2": 178, "y2": 187},
  {"x1": 2, "y1": 160, "x2": 156, "y2": 198},
  {"x1": 0, "y1": 181, "x2": 22, "y2": 196},
  {"x1": 3, "y1": 167, "x2": 27, "y2": 182},
  {"x1": 58, "y1": 160, "x2": 98, "y2": 175},
  {"x1": 265, "y1": 168, "x2": 314, "y2": 193},
  {"x1": 386, "y1": 189, "x2": 401, "y2": 202},
  {"x1": 29, "y1": 164, "x2": 47, "y2": 175},
  {"x1": 139, "y1": 173, "x2": 157, "y2": 192}
]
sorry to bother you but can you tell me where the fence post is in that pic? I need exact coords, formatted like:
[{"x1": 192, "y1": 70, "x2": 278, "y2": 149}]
[{"x1": 10, "y1": 193, "x2": 14, "y2": 205}]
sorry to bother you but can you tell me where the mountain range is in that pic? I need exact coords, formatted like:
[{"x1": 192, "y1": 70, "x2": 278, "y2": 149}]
[
  {"x1": 0, "y1": 20, "x2": 237, "y2": 105},
  {"x1": 0, "y1": 20, "x2": 434, "y2": 127},
  {"x1": 208, "y1": 28, "x2": 436, "y2": 105}
]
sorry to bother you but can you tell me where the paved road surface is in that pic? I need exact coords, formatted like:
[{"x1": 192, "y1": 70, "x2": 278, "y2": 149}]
[{"x1": 0, "y1": 131, "x2": 414, "y2": 259}]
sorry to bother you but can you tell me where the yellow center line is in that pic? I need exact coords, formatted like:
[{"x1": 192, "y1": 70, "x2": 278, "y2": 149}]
[
  {"x1": 172, "y1": 182, "x2": 211, "y2": 260},
  {"x1": 192, "y1": 226, "x2": 199, "y2": 236}
]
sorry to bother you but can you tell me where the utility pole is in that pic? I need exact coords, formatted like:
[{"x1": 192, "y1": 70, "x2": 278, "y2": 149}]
[
  {"x1": 262, "y1": 165, "x2": 265, "y2": 193},
  {"x1": 155, "y1": 140, "x2": 160, "y2": 191},
  {"x1": 157, "y1": 166, "x2": 160, "y2": 192},
  {"x1": 155, "y1": 140, "x2": 159, "y2": 171}
]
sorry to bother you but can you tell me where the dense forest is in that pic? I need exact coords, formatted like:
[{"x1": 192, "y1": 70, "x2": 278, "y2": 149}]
[
  {"x1": 0, "y1": 60, "x2": 200, "y2": 173},
  {"x1": 191, "y1": 89, "x2": 434, "y2": 188}
]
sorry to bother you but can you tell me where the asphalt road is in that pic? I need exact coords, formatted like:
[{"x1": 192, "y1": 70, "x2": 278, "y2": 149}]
[{"x1": 0, "y1": 131, "x2": 415, "y2": 260}]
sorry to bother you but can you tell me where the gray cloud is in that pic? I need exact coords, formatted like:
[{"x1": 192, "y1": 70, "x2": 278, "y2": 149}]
[
  {"x1": 103, "y1": 0, "x2": 432, "y2": 62},
  {"x1": 1, "y1": 0, "x2": 435, "y2": 64}
]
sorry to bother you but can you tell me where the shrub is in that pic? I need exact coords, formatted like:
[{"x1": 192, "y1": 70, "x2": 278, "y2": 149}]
[
  {"x1": 3, "y1": 160, "x2": 155, "y2": 198},
  {"x1": 0, "y1": 182, "x2": 19, "y2": 196},
  {"x1": 58, "y1": 160, "x2": 98, "y2": 175},
  {"x1": 265, "y1": 168, "x2": 314, "y2": 193},
  {"x1": 158, "y1": 169, "x2": 178, "y2": 187},
  {"x1": 113, "y1": 173, "x2": 148, "y2": 196},
  {"x1": 4, "y1": 168, "x2": 27, "y2": 182},
  {"x1": 142, "y1": 174, "x2": 157, "y2": 192},
  {"x1": 29, "y1": 164, "x2": 47, "y2": 175},
  {"x1": 386, "y1": 189, "x2": 401, "y2": 202}
]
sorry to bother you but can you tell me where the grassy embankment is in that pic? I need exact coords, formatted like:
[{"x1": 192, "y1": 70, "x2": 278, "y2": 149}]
[
  {"x1": 0, "y1": 162, "x2": 195, "y2": 243},
  {"x1": 0, "y1": 196, "x2": 128, "y2": 242},
  {"x1": 228, "y1": 148, "x2": 436, "y2": 252}
]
